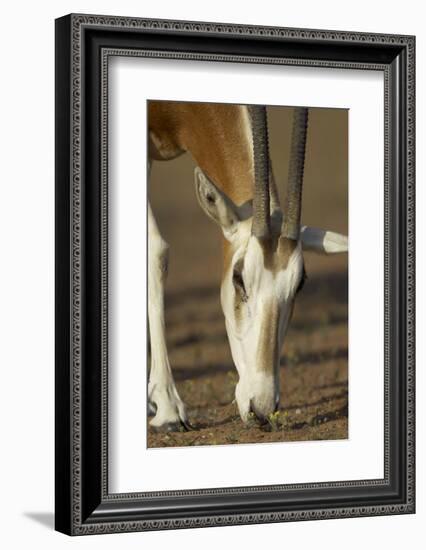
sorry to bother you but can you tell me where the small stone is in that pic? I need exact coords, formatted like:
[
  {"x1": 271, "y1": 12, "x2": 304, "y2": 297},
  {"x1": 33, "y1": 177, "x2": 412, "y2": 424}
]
[{"x1": 296, "y1": 408, "x2": 301, "y2": 415}]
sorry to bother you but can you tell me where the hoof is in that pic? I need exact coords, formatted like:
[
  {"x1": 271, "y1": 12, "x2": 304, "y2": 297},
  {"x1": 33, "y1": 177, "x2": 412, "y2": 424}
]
[
  {"x1": 151, "y1": 419, "x2": 193, "y2": 433},
  {"x1": 147, "y1": 401, "x2": 157, "y2": 417}
]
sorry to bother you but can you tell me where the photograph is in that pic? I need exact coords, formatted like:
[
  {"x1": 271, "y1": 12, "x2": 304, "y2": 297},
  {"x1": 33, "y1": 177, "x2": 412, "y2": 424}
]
[
  {"x1": 147, "y1": 100, "x2": 349, "y2": 448},
  {"x1": 53, "y1": 12, "x2": 415, "y2": 535}
]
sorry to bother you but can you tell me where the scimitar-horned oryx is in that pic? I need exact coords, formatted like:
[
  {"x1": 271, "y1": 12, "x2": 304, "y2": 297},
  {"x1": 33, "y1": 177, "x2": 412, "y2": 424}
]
[{"x1": 148, "y1": 101, "x2": 348, "y2": 431}]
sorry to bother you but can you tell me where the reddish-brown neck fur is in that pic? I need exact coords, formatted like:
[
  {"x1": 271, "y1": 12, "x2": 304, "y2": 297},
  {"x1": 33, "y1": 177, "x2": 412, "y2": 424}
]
[
  {"x1": 148, "y1": 101, "x2": 254, "y2": 206},
  {"x1": 148, "y1": 101, "x2": 255, "y2": 275}
]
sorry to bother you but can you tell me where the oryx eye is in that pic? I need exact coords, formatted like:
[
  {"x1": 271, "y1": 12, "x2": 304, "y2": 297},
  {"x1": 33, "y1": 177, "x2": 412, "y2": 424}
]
[
  {"x1": 232, "y1": 267, "x2": 247, "y2": 301},
  {"x1": 296, "y1": 268, "x2": 307, "y2": 294}
]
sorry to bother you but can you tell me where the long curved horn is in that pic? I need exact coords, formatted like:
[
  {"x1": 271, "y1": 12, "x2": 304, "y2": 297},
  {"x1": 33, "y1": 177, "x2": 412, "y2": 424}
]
[
  {"x1": 282, "y1": 107, "x2": 309, "y2": 240},
  {"x1": 249, "y1": 105, "x2": 271, "y2": 239}
]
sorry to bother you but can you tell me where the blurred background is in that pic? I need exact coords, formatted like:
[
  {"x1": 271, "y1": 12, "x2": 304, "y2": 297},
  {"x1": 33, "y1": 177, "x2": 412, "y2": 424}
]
[{"x1": 148, "y1": 104, "x2": 348, "y2": 447}]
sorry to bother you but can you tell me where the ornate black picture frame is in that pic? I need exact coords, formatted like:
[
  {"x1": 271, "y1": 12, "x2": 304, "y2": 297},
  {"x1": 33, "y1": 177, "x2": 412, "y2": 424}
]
[{"x1": 55, "y1": 13, "x2": 415, "y2": 535}]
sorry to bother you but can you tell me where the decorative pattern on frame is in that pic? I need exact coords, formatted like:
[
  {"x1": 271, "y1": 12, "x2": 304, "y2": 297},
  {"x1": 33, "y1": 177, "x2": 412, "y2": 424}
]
[{"x1": 68, "y1": 13, "x2": 415, "y2": 535}]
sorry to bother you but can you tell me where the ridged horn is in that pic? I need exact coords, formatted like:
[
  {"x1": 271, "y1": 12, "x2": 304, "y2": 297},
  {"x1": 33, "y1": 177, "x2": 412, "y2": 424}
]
[
  {"x1": 282, "y1": 107, "x2": 309, "y2": 240},
  {"x1": 249, "y1": 105, "x2": 271, "y2": 239}
]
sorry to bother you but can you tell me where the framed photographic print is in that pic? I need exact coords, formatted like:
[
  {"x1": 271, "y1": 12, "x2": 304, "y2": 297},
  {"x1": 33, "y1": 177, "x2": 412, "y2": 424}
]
[{"x1": 55, "y1": 14, "x2": 415, "y2": 535}]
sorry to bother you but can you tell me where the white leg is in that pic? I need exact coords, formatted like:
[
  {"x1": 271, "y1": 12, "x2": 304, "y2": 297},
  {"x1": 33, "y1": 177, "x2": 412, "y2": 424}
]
[{"x1": 147, "y1": 202, "x2": 189, "y2": 430}]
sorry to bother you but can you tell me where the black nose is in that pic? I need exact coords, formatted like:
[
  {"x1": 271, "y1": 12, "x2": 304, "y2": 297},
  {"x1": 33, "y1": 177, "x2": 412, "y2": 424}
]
[
  {"x1": 249, "y1": 399, "x2": 269, "y2": 424},
  {"x1": 249, "y1": 399, "x2": 260, "y2": 421}
]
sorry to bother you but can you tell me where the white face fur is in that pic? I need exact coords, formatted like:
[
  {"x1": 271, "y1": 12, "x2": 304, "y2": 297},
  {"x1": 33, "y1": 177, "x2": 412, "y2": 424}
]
[
  {"x1": 195, "y1": 168, "x2": 348, "y2": 423},
  {"x1": 221, "y1": 223, "x2": 305, "y2": 421}
]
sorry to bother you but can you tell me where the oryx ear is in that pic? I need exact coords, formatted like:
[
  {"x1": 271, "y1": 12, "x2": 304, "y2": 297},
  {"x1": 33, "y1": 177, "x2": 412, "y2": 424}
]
[
  {"x1": 301, "y1": 226, "x2": 348, "y2": 254},
  {"x1": 194, "y1": 167, "x2": 240, "y2": 240}
]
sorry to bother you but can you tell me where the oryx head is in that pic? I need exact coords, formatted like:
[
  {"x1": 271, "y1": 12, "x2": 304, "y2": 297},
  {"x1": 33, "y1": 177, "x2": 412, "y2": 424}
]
[{"x1": 194, "y1": 106, "x2": 348, "y2": 423}]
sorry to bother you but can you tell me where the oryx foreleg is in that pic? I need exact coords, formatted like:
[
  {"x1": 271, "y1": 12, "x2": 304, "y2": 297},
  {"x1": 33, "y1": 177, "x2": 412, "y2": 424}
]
[{"x1": 147, "y1": 202, "x2": 189, "y2": 431}]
